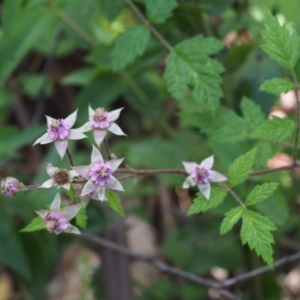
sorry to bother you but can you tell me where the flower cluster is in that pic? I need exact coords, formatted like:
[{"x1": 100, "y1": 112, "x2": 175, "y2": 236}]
[{"x1": 1, "y1": 105, "x2": 228, "y2": 236}]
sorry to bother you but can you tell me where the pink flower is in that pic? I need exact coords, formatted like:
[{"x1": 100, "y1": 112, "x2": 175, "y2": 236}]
[
  {"x1": 1, "y1": 177, "x2": 21, "y2": 197},
  {"x1": 182, "y1": 155, "x2": 227, "y2": 200},
  {"x1": 78, "y1": 106, "x2": 126, "y2": 146},
  {"x1": 40, "y1": 163, "x2": 79, "y2": 190},
  {"x1": 73, "y1": 146, "x2": 124, "y2": 201},
  {"x1": 36, "y1": 193, "x2": 81, "y2": 235},
  {"x1": 33, "y1": 110, "x2": 86, "y2": 158}
]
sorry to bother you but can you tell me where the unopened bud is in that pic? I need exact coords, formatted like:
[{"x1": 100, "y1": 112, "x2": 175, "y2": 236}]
[{"x1": 1, "y1": 177, "x2": 21, "y2": 197}]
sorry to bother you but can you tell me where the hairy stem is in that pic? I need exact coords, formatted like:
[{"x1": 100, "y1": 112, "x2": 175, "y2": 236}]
[
  {"x1": 66, "y1": 148, "x2": 74, "y2": 167},
  {"x1": 126, "y1": 0, "x2": 174, "y2": 52}
]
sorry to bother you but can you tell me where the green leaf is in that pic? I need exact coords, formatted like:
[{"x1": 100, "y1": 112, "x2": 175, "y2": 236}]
[
  {"x1": 75, "y1": 208, "x2": 87, "y2": 229},
  {"x1": 145, "y1": 0, "x2": 178, "y2": 24},
  {"x1": 228, "y1": 148, "x2": 256, "y2": 187},
  {"x1": 101, "y1": 0, "x2": 125, "y2": 21},
  {"x1": 111, "y1": 25, "x2": 150, "y2": 71},
  {"x1": 261, "y1": 10, "x2": 299, "y2": 68},
  {"x1": 20, "y1": 217, "x2": 45, "y2": 233},
  {"x1": 240, "y1": 97, "x2": 265, "y2": 131},
  {"x1": 245, "y1": 183, "x2": 279, "y2": 206},
  {"x1": 164, "y1": 35, "x2": 224, "y2": 109},
  {"x1": 260, "y1": 78, "x2": 295, "y2": 95},
  {"x1": 220, "y1": 206, "x2": 244, "y2": 235},
  {"x1": 64, "y1": 185, "x2": 77, "y2": 199},
  {"x1": 241, "y1": 210, "x2": 277, "y2": 267},
  {"x1": 187, "y1": 187, "x2": 227, "y2": 216},
  {"x1": 106, "y1": 191, "x2": 125, "y2": 217},
  {"x1": 250, "y1": 117, "x2": 296, "y2": 142},
  {"x1": 62, "y1": 68, "x2": 95, "y2": 86}
]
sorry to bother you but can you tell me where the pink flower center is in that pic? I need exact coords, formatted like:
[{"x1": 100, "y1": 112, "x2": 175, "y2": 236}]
[
  {"x1": 89, "y1": 162, "x2": 112, "y2": 186},
  {"x1": 192, "y1": 166, "x2": 212, "y2": 184},
  {"x1": 90, "y1": 108, "x2": 112, "y2": 130},
  {"x1": 47, "y1": 119, "x2": 70, "y2": 141},
  {"x1": 44, "y1": 211, "x2": 68, "y2": 234}
]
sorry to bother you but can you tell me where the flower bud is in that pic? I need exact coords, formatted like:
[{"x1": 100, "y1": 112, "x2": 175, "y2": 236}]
[{"x1": 1, "y1": 177, "x2": 21, "y2": 197}]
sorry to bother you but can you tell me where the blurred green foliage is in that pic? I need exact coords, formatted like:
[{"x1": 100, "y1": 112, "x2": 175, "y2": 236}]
[{"x1": 1, "y1": 0, "x2": 300, "y2": 299}]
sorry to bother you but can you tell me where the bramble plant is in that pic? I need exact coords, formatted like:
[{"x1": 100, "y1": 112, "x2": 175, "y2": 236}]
[{"x1": 2, "y1": 1, "x2": 300, "y2": 299}]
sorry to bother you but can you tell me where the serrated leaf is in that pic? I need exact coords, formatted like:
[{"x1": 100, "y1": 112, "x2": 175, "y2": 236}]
[
  {"x1": 164, "y1": 35, "x2": 224, "y2": 109},
  {"x1": 20, "y1": 217, "x2": 45, "y2": 233},
  {"x1": 111, "y1": 25, "x2": 150, "y2": 71},
  {"x1": 228, "y1": 148, "x2": 256, "y2": 187},
  {"x1": 250, "y1": 117, "x2": 296, "y2": 142},
  {"x1": 260, "y1": 78, "x2": 295, "y2": 95},
  {"x1": 245, "y1": 183, "x2": 278, "y2": 206},
  {"x1": 106, "y1": 191, "x2": 125, "y2": 217},
  {"x1": 187, "y1": 187, "x2": 227, "y2": 216},
  {"x1": 241, "y1": 97, "x2": 265, "y2": 131},
  {"x1": 220, "y1": 206, "x2": 244, "y2": 235},
  {"x1": 145, "y1": 0, "x2": 178, "y2": 24},
  {"x1": 190, "y1": 106, "x2": 249, "y2": 143},
  {"x1": 261, "y1": 10, "x2": 299, "y2": 68},
  {"x1": 75, "y1": 208, "x2": 87, "y2": 229},
  {"x1": 64, "y1": 184, "x2": 77, "y2": 199},
  {"x1": 241, "y1": 210, "x2": 277, "y2": 267}
]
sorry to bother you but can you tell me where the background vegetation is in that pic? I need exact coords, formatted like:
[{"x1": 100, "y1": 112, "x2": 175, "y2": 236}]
[{"x1": 1, "y1": 0, "x2": 300, "y2": 299}]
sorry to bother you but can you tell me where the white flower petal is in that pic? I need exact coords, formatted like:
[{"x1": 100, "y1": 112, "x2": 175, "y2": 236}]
[
  {"x1": 210, "y1": 170, "x2": 227, "y2": 182},
  {"x1": 36, "y1": 209, "x2": 48, "y2": 219},
  {"x1": 91, "y1": 145, "x2": 103, "y2": 164},
  {"x1": 109, "y1": 123, "x2": 126, "y2": 136},
  {"x1": 40, "y1": 178, "x2": 54, "y2": 188},
  {"x1": 81, "y1": 180, "x2": 96, "y2": 196},
  {"x1": 64, "y1": 224, "x2": 81, "y2": 235},
  {"x1": 97, "y1": 186, "x2": 106, "y2": 201},
  {"x1": 46, "y1": 115, "x2": 56, "y2": 127},
  {"x1": 107, "y1": 176, "x2": 124, "y2": 191},
  {"x1": 108, "y1": 158, "x2": 124, "y2": 172},
  {"x1": 62, "y1": 203, "x2": 81, "y2": 221},
  {"x1": 182, "y1": 175, "x2": 196, "y2": 188},
  {"x1": 39, "y1": 133, "x2": 53, "y2": 145},
  {"x1": 108, "y1": 107, "x2": 124, "y2": 122},
  {"x1": 77, "y1": 121, "x2": 92, "y2": 133},
  {"x1": 198, "y1": 183, "x2": 211, "y2": 200},
  {"x1": 62, "y1": 183, "x2": 71, "y2": 189},
  {"x1": 69, "y1": 170, "x2": 79, "y2": 179},
  {"x1": 68, "y1": 129, "x2": 86, "y2": 140},
  {"x1": 88, "y1": 105, "x2": 95, "y2": 118},
  {"x1": 201, "y1": 155, "x2": 214, "y2": 169},
  {"x1": 46, "y1": 163, "x2": 59, "y2": 177},
  {"x1": 72, "y1": 166, "x2": 90, "y2": 179},
  {"x1": 55, "y1": 140, "x2": 68, "y2": 159},
  {"x1": 33, "y1": 132, "x2": 52, "y2": 145},
  {"x1": 51, "y1": 193, "x2": 61, "y2": 211},
  {"x1": 93, "y1": 130, "x2": 106, "y2": 146},
  {"x1": 182, "y1": 162, "x2": 198, "y2": 174},
  {"x1": 64, "y1": 110, "x2": 78, "y2": 127}
]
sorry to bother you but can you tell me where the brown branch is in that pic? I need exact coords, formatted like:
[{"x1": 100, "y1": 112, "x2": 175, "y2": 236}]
[
  {"x1": 126, "y1": 0, "x2": 174, "y2": 52},
  {"x1": 291, "y1": 69, "x2": 300, "y2": 163},
  {"x1": 79, "y1": 232, "x2": 240, "y2": 300},
  {"x1": 104, "y1": 138, "x2": 112, "y2": 160},
  {"x1": 116, "y1": 167, "x2": 187, "y2": 176},
  {"x1": 66, "y1": 148, "x2": 74, "y2": 167},
  {"x1": 219, "y1": 250, "x2": 300, "y2": 288},
  {"x1": 249, "y1": 163, "x2": 297, "y2": 176},
  {"x1": 219, "y1": 183, "x2": 247, "y2": 209}
]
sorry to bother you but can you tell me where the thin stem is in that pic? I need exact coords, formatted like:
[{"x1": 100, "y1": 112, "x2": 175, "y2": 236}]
[
  {"x1": 79, "y1": 232, "x2": 240, "y2": 300},
  {"x1": 220, "y1": 250, "x2": 300, "y2": 288},
  {"x1": 116, "y1": 167, "x2": 187, "y2": 176},
  {"x1": 58, "y1": 11, "x2": 96, "y2": 47},
  {"x1": 291, "y1": 69, "x2": 300, "y2": 163},
  {"x1": 66, "y1": 148, "x2": 74, "y2": 167},
  {"x1": 220, "y1": 183, "x2": 247, "y2": 209},
  {"x1": 126, "y1": 0, "x2": 174, "y2": 52},
  {"x1": 104, "y1": 138, "x2": 112, "y2": 160},
  {"x1": 249, "y1": 163, "x2": 297, "y2": 176}
]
